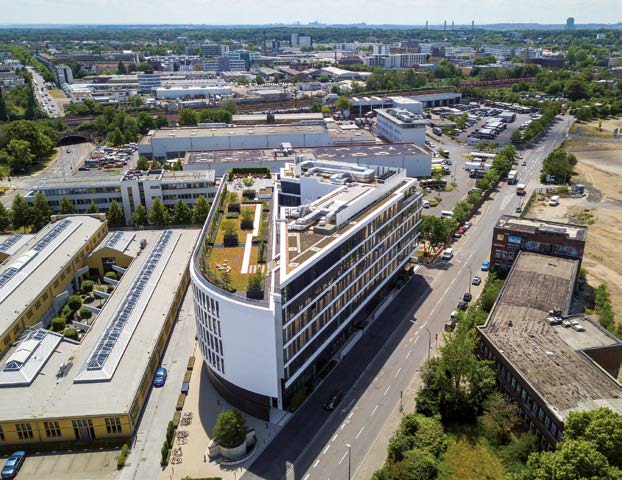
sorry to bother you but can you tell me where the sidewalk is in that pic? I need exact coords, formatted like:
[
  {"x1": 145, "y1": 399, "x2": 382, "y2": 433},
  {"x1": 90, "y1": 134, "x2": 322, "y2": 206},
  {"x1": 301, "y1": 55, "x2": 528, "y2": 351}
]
[{"x1": 161, "y1": 352, "x2": 284, "y2": 480}]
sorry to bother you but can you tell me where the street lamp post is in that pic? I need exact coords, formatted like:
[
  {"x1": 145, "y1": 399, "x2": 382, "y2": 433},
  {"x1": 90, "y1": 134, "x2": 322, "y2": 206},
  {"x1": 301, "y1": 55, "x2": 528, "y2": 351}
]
[
  {"x1": 346, "y1": 443, "x2": 352, "y2": 480},
  {"x1": 467, "y1": 265, "x2": 473, "y2": 295},
  {"x1": 410, "y1": 319, "x2": 432, "y2": 361}
]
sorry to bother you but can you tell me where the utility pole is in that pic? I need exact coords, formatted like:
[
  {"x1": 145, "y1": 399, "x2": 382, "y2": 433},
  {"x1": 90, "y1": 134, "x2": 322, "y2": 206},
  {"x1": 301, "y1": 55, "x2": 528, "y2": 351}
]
[
  {"x1": 346, "y1": 444, "x2": 352, "y2": 480},
  {"x1": 467, "y1": 265, "x2": 473, "y2": 295}
]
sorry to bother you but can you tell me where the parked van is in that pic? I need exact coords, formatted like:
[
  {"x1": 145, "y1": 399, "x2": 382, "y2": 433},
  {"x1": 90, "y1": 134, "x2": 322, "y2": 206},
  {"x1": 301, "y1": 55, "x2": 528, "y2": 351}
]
[
  {"x1": 549, "y1": 195, "x2": 560, "y2": 206},
  {"x1": 441, "y1": 248, "x2": 454, "y2": 260},
  {"x1": 440, "y1": 210, "x2": 454, "y2": 219}
]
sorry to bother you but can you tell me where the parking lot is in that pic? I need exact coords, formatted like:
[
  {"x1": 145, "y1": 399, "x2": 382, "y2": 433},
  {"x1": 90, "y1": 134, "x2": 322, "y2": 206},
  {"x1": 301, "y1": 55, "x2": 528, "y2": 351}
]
[{"x1": 10, "y1": 450, "x2": 120, "y2": 480}]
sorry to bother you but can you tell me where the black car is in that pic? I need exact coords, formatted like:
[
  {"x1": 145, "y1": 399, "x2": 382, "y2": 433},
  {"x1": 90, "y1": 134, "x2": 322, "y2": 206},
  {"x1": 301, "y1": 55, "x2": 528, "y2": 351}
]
[
  {"x1": 323, "y1": 392, "x2": 343, "y2": 411},
  {"x1": 463, "y1": 292, "x2": 473, "y2": 302},
  {"x1": 457, "y1": 300, "x2": 469, "y2": 311}
]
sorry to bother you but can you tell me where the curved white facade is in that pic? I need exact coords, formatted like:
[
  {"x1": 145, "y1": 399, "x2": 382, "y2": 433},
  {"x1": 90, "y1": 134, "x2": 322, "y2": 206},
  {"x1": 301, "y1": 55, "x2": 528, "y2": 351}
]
[{"x1": 190, "y1": 260, "x2": 280, "y2": 401}]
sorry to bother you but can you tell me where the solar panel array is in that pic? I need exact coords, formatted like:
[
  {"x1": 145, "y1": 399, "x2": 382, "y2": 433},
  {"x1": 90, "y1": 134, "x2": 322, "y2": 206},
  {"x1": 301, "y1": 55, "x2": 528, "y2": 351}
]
[
  {"x1": 0, "y1": 267, "x2": 19, "y2": 289},
  {"x1": 86, "y1": 230, "x2": 174, "y2": 371},
  {"x1": 0, "y1": 235, "x2": 22, "y2": 253},
  {"x1": 32, "y1": 219, "x2": 72, "y2": 253},
  {"x1": 106, "y1": 231, "x2": 124, "y2": 249}
]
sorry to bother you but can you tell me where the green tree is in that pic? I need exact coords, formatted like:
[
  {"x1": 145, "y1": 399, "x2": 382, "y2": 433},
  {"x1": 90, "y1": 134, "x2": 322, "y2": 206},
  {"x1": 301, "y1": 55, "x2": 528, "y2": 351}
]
[
  {"x1": 66, "y1": 294, "x2": 82, "y2": 311},
  {"x1": 255, "y1": 74, "x2": 265, "y2": 85},
  {"x1": 178, "y1": 108, "x2": 198, "y2": 126},
  {"x1": 31, "y1": 192, "x2": 51, "y2": 231},
  {"x1": 221, "y1": 99, "x2": 237, "y2": 115},
  {"x1": 136, "y1": 156, "x2": 149, "y2": 171},
  {"x1": 5, "y1": 138, "x2": 34, "y2": 173},
  {"x1": 148, "y1": 197, "x2": 169, "y2": 226},
  {"x1": 10, "y1": 194, "x2": 31, "y2": 232},
  {"x1": 107, "y1": 200, "x2": 125, "y2": 226},
  {"x1": 86, "y1": 200, "x2": 99, "y2": 214},
  {"x1": 213, "y1": 410, "x2": 247, "y2": 448},
  {"x1": 136, "y1": 112, "x2": 156, "y2": 133},
  {"x1": 0, "y1": 202, "x2": 9, "y2": 232},
  {"x1": 0, "y1": 85, "x2": 7, "y2": 122},
  {"x1": 479, "y1": 392, "x2": 521, "y2": 445},
  {"x1": 108, "y1": 127, "x2": 125, "y2": 146},
  {"x1": 564, "y1": 408, "x2": 622, "y2": 468},
  {"x1": 117, "y1": 61, "x2": 127, "y2": 75},
  {"x1": 24, "y1": 83, "x2": 38, "y2": 120},
  {"x1": 418, "y1": 215, "x2": 452, "y2": 255},
  {"x1": 60, "y1": 196, "x2": 76, "y2": 215},
  {"x1": 564, "y1": 76, "x2": 589, "y2": 101},
  {"x1": 192, "y1": 195, "x2": 210, "y2": 224},
  {"x1": 131, "y1": 204, "x2": 148, "y2": 226},
  {"x1": 335, "y1": 95, "x2": 352, "y2": 114},
  {"x1": 171, "y1": 199, "x2": 192, "y2": 225}
]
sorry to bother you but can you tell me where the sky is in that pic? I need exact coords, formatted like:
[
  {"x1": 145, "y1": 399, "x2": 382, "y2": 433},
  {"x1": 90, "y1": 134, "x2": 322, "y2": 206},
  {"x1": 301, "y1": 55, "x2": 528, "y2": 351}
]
[{"x1": 1, "y1": 0, "x2": 620, "y2": 25}]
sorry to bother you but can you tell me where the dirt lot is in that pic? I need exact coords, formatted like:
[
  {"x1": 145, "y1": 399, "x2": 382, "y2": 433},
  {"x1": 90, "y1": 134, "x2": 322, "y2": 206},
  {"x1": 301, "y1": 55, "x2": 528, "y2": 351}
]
[
  {"x1": 571, "y1": 117, "x2": 622, "y2": 137},
  {"x1": 528, "y1": 137, "x2": 622, "y2": 322}
]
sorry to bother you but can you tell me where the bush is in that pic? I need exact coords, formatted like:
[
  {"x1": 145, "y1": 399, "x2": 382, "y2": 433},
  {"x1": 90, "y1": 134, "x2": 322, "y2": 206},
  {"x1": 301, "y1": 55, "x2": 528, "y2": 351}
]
[
  {"x1": 63, "y1": 327, "x2": 78, "y2": 340},
  {"x1": 172, "y1": 412, "x2": 181, "y2": 428},
  {"x1": 176, "y1": 394, "x2": 186, "y2": 411},
  {"x1": 227, "y1": 167, "x2": 270, "y2": 180},
  {"x1": 183, "y1": 371, "x2": 192, "y2": 383},
  {"x1": 79, "y1": 306, "x2": 92, "y2": 319},
  {"x1": 161, "y1": 441, "x2": 169, "y2": 465},
  {"x1": 222, "y1": 220, "x2": 239, "y2": 247},
  {"x1": 242, "y1": 190, "x2": 255, "y2": 200},
  {"x1": 246, "y1": 271, "x2": 264, "y2": 299},
  {"x1": 117, "y1": 444, "x2": 129, "y2": 470},
  {"x1": 240, "y1": 210, "x2": 254, "y2": 230},
  {"x1": 258, "y1": 241, "x2": 266, "y2": 263},
  {"x1": 166, "y1": 421, "x2": 175, "y2": 448},
  {"x1": 51, "y1": 316, "x2": 66, "y2": 332},
  {"x1": 187, "y1": 356, "x2": 195, "y2": 370},
  {"x1": 80, "y1": 280, "x2": 95, "y2": 294},
  {"x1": 213, "y1": 410, "x2": 248, "y2": 448},
  {"x1": 61, "y1": 304, "x2": 73, "y2": 319},
  {"x1": 67, "y1": 294, "x2": 82, "y2": 312},
  {"x1": 105, "y1": 271, "x2": 118, "y2": 280}
]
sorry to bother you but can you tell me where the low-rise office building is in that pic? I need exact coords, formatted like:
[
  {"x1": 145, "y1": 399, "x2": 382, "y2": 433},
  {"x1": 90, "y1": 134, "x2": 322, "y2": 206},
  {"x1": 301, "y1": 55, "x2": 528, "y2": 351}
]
[
  {"x1": 0, "y1": 229, "x2": 198, "y2": 447},
  {"x1": 491, "y1": 216, "x2": 587, "y2": 271},
  {"x1": 375, "y1": 108, "x2": 427, "y2": 145},
  {"x1": 478, "y1": 251, "x2": 622, "y2": 450},
  {"x1": 25, "y1": 170, "x2": 217, "y2": 225},
  {"x1": 190, "y1": 160, "x2": 422, "y2": 420},
  {"x1": 0, "y1": 216, "x2": 108, "y2": 355}
]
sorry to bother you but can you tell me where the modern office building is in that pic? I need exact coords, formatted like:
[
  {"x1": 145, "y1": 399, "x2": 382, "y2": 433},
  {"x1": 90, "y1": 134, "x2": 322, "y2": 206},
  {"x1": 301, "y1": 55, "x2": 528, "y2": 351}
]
[
  {"x1": 190, "y1": 160, "x2": 422, "y2": 419},
  {"x1": 25, "y1": 170, "x2": 217, "y2": 225},
  {"x1": 183, "y1": 143, "x2": 432, "y2": 178},
  {"x1": 154, "y1": 85, "x2": 231, "y2": 100},
  {"x1": 138, "y1": 123, "x2": 376, "y2": 160},
  {"x1": 201, "y1": 43, "x2": 230, "y2": 57},
  {"x1": 0, "y1": 216, "x2": 108, "y2": 355},
  {"x1": 490, "y1": 216, "x2": 587, "y2": 271},
  {"x1": 54, "y1": 64, "x2": 74, "y2": 86},
  {"x1": 375, "y1": 108, "x2": 428, "y2": 145},
  {"x1": 478, "y1": 251, "x2": 622, "y2": 450},
  {"x1": 137, "y1": 73, "x2": 162, "y2": 93},
  {"x1": 0, "y1": 228, "x2": 198, "y2": 447}
]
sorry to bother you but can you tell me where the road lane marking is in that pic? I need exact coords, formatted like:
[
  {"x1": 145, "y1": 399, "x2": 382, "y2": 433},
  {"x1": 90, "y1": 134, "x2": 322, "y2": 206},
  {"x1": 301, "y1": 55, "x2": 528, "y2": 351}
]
[
  {"x1": 384, "y1": 385, "x2": 391, "y2": 396},
  {"x1": 356, "y1": 426, "x2": 365, "y2": 439},
  {"x1": 408, "y1": 336, "x2": 413, "y2": 342},
  {"x1": 313, "y1": 459, "x2": 320, "y2": 468},
  {"x1": 323, "y1": 444, "x2": 331, "y2": 455},
  {"x1": 347, "y1": 412, "x2": 354, "y2": 420},
  {"x1": 340, "y1": 423, "x2": 346, "y2": 431},
  {"x1": 338, "y1": 451, "x2": 348, "y2": 465},
  {"x1": 370, "y1": 404, "x2": 379, "y2": 417},
  {"x1": 303, "y1": 474, "x2": 310, "y2": 480},
  {"x1": 405, "y1": 350, "x2": 411, "y2": 359},
  {"x1": 394, "y1": 367, "x2": 402, "y2": 378},
  {"x1": 332, "y1": 434, "x2": 338, "y2": 442}
]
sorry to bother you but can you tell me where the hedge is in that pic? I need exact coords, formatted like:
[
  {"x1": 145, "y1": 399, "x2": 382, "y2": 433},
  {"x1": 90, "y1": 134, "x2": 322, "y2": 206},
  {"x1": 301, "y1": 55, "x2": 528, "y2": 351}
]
[
  {"x1": 117, "y1": 444, "x2": 129, "y2": 470},
  {"x1": 227, "y1": 167, "x2": 270, "y2": 180}
]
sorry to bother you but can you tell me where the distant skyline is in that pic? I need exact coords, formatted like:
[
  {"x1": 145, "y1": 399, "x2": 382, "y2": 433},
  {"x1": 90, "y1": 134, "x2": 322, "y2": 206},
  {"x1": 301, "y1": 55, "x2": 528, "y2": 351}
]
[{"x1": 2, "y1": 0, "x2": 621, "y2": 26}]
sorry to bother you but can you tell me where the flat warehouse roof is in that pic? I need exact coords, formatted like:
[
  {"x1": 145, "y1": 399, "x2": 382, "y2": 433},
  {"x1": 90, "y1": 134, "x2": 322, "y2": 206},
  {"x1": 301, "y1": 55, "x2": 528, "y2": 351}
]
[
  {"x1": 0, "y1": 216, "x2": 106, "y2": 339},
  {"x1": 150, "y1": 124, "x2": 330, "y2": 139},
  {"x1": 0, "y1": 229, "x2": 199, "y2": 421},
  {"x1": 496, "y1": 215, "x2": 587, "y2": 241},
  {"x1": 479, "y1": 252, "x2": 622, "y2": 420}
]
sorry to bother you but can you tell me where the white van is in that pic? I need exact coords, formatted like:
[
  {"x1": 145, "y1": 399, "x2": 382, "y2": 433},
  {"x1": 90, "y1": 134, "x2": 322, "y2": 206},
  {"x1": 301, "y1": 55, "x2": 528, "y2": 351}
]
[
  {"x1": 441, "y1": 248, "x2": 454, "y2": 260},
  {"x1": 440, "y1": 210, "x2": 454, "y2": 219},
  {"x1": 549, "y1": 195, "x2": 560, "y2": 207}
]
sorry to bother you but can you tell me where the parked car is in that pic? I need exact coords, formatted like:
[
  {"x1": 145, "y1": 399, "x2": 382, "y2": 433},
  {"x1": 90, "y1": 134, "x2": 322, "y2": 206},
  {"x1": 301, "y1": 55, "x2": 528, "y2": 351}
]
[
  {"x1": 463, "y1": 222, "x2": 471, "y2": 230},
  {"x1": 2, "y1": 451, "x2": 25, "y2": 479},
  {"x1": 323, "y1": 392, "x2": 343, "y2": 411},
  {"x1": 515, "y1": 206, "x2": 523, "y2": 213},
  {"x1": 445, "y1": 319, "x2": 457, "y2": 331},
  {"x1": 457, "y1": 300, "x2": 469, "y2": 311},
  {"x1": 153, "y1": 367, "x2": 167, "y2": 387},
  {"x1": 463, "y1": 292, "x2": 473, "y2": 302},
  {"x1": 454, "y1": 231, "x2": 462, "y2": 239},
  {"x1": 472, "y1": 275, "x2": 482, "y2": 286},
  {"x1": 481, "y1": 261, "x2": 490, "y2": 271},
  {"x1": 521, "y1": 160, "x2": 527, "y2": 166}
]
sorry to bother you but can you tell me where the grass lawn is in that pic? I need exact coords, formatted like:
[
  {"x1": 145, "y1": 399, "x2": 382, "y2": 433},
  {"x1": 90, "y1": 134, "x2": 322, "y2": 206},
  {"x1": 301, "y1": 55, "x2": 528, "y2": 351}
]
[
  {"x1": 438, "y1": 426, "x2": 506, "y2": 480},
  {"x1": 48, "y1": 88, "x2": 66, "y2": 99}
]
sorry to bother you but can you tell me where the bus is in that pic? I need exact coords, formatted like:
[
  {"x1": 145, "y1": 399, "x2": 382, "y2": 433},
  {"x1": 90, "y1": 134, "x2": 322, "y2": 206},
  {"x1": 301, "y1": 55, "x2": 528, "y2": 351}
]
[
  {"x1": 516, "y1": 183, "x2": 527, "y2": 195},
  {"x1": 469, "y1": 152, "x2": 497, "y2": 162}
]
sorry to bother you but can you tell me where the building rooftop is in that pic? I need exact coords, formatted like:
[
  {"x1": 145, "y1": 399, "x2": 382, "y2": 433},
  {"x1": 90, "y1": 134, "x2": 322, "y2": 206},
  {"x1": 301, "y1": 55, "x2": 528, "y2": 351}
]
[
  {"x1": 0, "y1": 216, "x2": 106, "y2": 341},
  {"x1": 0, "y1": 229, "x2": 199, "y2": 421},
  {"x1": 0, "y1": 234, "x2": 34, "y2": 258},
  {"x1": 496, "y1": 215, "x2": 588, "y2": 242},
  {"x1": 479, "y1": 252, "x2": 622, "y2": 420},
  {"x1": 375, "y1": 108, "x2": 428, "y2": 127}
]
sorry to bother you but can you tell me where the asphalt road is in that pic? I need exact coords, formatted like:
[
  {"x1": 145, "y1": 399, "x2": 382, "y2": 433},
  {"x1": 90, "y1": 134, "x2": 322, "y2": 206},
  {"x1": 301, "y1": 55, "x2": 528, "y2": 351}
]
[{"x1": 243, "y1": 115, "x2": 573, "y2": 480}]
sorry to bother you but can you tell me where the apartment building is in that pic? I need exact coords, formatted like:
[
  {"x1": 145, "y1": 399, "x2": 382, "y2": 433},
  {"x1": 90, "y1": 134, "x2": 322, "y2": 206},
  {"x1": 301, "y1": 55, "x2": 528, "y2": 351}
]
[
  {"x1": 24, "y1": 170, "x2": 217, "y2": 225},
  {"x1": 491, "y1": 216, "x2": 587, "y2": 271},
  {"x1": 478, "y1": 251, "x2": 622, "y2": 450},
  {"x1": 0, "y1": 229, "x2": 198, "y2": 448},
  {"x1": 0, "y1": 216, "x2": 108, "y2": 355},
  {"x1": 190, "y1": 160, "x2": 422, "y2": 419},
  {"x1": 375, "y1": 108, "x2": 427, "y2": 145}
]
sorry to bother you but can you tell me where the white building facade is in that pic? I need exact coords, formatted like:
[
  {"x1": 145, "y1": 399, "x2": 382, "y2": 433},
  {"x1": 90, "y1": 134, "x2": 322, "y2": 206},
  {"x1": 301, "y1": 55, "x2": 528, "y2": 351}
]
[{"x1": 375, "y1": 108, "x2": 427, "y2": 144}]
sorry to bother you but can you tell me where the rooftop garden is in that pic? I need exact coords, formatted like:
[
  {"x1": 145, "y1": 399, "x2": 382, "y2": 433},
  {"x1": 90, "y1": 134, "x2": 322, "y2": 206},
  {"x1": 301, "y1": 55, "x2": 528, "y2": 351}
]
[{"x1": 201, "y1": 170, "x2": 272, "y2": 300}]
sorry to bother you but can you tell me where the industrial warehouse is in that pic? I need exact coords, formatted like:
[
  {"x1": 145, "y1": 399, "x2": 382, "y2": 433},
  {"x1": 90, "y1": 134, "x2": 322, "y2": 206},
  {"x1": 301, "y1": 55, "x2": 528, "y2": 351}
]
[{"x1": 0, "y1": 219, "x2": 198, "y2": 447}]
